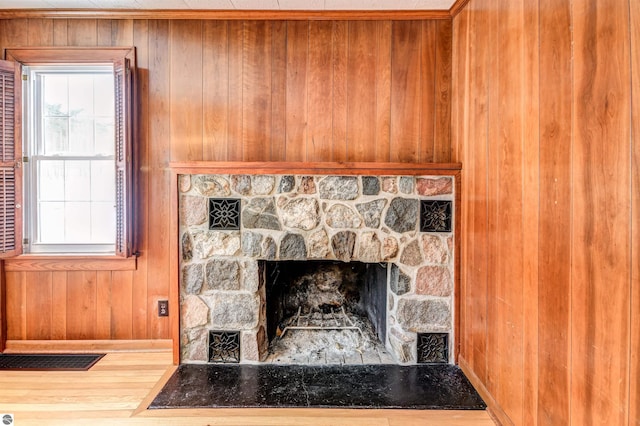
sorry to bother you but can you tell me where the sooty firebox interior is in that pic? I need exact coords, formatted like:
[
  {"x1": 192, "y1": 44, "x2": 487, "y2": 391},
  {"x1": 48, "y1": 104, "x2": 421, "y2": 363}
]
[{"x1": 264, "y1": 260, "x2": 391, "y2": 364}]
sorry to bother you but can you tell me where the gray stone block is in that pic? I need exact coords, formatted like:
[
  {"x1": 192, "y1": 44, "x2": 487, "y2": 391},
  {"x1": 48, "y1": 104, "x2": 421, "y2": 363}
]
[
  {"x1": 319, "y1": 176, "x2": 359, "y2": 200},
  {"x1": 205, "y1": 259, "x2": 240, "y2": 291},
  {"x1": 279, "y1": 233, "x2": 307, "y2": 260},
  {"x1": 182, "y1": 263, "x2": 204, "y2": 294},
  {"x1": 397, "y1": 298, "x2": 450, "y2": 331},
  {"x1": 384, "y1": 197, "x2": 418, "y2": 233}
]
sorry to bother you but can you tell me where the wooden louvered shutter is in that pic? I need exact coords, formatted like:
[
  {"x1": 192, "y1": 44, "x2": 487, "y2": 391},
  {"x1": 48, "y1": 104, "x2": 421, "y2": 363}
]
[
  {"x1": 0, "y1": 60, "x2": 21, "y2": 258},
  {"x1": 114, "y1": 58, "x2": 133, "y2": 257}
]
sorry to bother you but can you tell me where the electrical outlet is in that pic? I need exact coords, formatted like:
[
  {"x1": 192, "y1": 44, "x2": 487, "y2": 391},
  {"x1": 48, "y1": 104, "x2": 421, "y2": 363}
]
[{"x1": 158, "y1": 300, "x2": 169, "y2": 317}]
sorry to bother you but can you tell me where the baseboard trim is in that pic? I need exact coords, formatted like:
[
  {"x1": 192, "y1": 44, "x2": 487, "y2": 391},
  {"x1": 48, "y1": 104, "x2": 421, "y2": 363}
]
[
  {"x1": 458, "y1": 355, "x2": 513, "y2": 426},
  {"x1": 3, "y1": 339, "x2": 172, "y2": 353}
]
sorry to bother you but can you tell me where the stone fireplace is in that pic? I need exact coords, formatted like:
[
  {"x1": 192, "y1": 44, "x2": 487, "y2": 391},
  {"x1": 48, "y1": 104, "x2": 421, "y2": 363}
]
[{"x1": 175, "y1": 164, "x2": 458, "y2": 365}]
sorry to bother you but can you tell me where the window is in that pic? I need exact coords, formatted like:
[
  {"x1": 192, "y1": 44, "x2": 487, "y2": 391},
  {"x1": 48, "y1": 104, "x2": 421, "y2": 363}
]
[
  {"x1": 0, "y1": 48, "x2": 135, "y2": 258},
  {"x1": 25, "y1": 65, "x2": 116, "y2": 253}
]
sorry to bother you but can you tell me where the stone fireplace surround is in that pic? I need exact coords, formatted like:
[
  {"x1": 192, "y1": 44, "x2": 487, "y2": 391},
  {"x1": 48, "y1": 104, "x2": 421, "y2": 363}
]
[{"x1": 171, "y1": 162, "x2": 460, "y2": 366}]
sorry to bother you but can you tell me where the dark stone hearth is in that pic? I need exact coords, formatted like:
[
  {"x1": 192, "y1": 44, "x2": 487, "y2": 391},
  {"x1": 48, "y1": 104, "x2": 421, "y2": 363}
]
[{"x1": 150, "y1": 364, "x2": 486, "y2": 410}]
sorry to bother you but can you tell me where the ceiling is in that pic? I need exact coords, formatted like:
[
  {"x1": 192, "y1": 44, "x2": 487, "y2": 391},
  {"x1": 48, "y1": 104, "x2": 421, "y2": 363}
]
[{"x1": 0, "y1": 0, "x2": 456, "y2": 10}]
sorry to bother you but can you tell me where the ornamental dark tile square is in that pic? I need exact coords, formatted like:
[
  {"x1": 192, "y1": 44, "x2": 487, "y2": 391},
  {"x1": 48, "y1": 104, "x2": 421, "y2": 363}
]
[
  {"x1": 209, "y1": 198, "x2": 241, "y2": 230},
  {"x1": 208, "y1": 331, "x2": 240, "y2": 363},
  {"x1": 420, "y1": 200, "x2": 452, "y2": 233},
  {"x1": 417, "y1": 333, "x2": 449, "y2": 364}
]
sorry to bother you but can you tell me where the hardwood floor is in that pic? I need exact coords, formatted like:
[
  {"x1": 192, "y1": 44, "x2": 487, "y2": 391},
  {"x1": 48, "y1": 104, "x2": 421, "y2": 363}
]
[{"x1": 0, "y1": 351, "x2": 495, "y2": 425}]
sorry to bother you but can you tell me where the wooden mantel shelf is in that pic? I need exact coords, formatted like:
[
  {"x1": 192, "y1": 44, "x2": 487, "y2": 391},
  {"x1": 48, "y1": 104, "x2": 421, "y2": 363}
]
[{"x1": 169, "y1": 161, "x2": 462, "y2": 176}]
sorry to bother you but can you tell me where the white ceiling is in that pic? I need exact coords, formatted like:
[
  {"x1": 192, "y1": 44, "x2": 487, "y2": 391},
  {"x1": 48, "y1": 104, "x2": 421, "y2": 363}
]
[{"x1": 0, "y1": 0, "x2": 456, "y2": 10}]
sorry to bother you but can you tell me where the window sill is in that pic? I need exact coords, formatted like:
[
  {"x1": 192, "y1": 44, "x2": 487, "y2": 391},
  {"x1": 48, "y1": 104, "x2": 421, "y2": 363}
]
[{"x1": 3, "y1": 255, "x2": 137, "y2": 272}]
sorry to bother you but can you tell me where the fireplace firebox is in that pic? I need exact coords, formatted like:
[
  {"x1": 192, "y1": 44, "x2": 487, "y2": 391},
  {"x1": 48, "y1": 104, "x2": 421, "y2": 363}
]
[{"x1": 264, "y1": 260, "x2": 388, "y2": 363}]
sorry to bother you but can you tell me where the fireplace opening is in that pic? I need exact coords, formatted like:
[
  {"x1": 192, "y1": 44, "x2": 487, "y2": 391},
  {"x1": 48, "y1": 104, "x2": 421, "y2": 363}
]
[{"x1": 264, "y1": 260, "x2": 392, "y2": 364}]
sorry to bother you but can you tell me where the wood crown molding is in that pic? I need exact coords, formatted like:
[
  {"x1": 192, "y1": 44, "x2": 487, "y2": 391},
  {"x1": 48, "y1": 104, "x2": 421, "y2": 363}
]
[
  {"x1": 448, "y1": 0, "x2": 471, "y2": 17},
  {"x1": 0, "y1": 8, "x2": 455, "y2": 20},
  {"x1": 4, "y1": 47, "x2": 135, "y2": 64}
]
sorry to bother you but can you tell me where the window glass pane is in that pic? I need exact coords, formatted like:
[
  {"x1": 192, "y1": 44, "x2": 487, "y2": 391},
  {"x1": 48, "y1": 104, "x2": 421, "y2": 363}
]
[
  {"x1": 43, "y1": 117, "x2": 69, "y2": 155},
  {"x1": 64, "y1": 160, "x2": 91, "y2": 201},
  {"x1": 42, "y1": 74, "x2": 68, "y2": 116},
  {"x1": 91, "y1": 160, "x2": 115, "y2": 202},
  {"x1": 38, "y1": 201, "x2": 65, "y2": 243},
  {"x1": 94, "y1": 75, "x2": 114, "y2": 117},
  {"x1": 69, "y1": 117, "x2": 95, "y2": 154},
  {"x1": 91, "y1": 202, "x2": 115, "y2": 243},
  {"x1": 68, "y1": 74, "x2": 94, "y2": 116},
  {"x1": 95, "y1": 117, "x2": 115, "y2": 155},
  {"x1": 64, "y1": 202, "x2": 91, "y2": 243},
  {"x1": 38, "y1": 160, "x2": 65, "y2": 201}
]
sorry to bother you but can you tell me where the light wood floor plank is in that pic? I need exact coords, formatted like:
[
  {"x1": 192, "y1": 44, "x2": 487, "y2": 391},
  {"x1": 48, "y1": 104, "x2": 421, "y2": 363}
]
[{"x1": 0, "y1": 350, "x2": 495, "y2": 426}]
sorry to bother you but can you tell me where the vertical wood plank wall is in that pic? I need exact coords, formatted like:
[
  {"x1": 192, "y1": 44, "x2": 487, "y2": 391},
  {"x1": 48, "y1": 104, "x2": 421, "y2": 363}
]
[
  {"x1": 452, "y1": 0, "x2": 639, "y2": 425},
  {"x1": 0, "y1": 18, "x2": 452, "y2": 341}
]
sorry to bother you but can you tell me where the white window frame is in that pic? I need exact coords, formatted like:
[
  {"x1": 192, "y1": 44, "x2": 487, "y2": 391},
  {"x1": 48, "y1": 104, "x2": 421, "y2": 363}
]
[{"x1": 23, "y1": 64, "x2": 117, "y2": 254}]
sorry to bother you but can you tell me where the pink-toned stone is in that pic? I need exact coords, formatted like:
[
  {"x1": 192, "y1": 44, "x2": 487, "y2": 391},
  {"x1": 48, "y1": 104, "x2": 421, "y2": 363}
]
[
  {"x1": 415, "y1": 266, "x2": 452, "y2": 296},
  {"x1": 182, "y1": 328, "x2": 208, "y2": 362},
  {"x1": 241, "y1": 331, "x2": 260, "y2": 362},
  {"x1": 242, "y1": 326, "x2": 267, "y2": 362},
  {"x1": 180, "y1": 195, "x2": 207, "y2": 226},
  {"x1": 382, "y1": 236, "x2": 399, "y2": 260},
  {"x1": 421, "y1": 235, "x2": 449, "y2": 264},
  {"x1": 382, "y1": 177, "x2": 398, "y2": 193},
  {"x1": 299, "y1": 176, "x2": 317, "y2": 194},
  {"x1": 179, "y1": 174, "x2": 191, "y2": 192},
  {"x1": 181, "y1": 295, "x2": 209, "y2": 329},
  {"x1": 416, "y1": 177, "x2": 453, "y2": 196}
]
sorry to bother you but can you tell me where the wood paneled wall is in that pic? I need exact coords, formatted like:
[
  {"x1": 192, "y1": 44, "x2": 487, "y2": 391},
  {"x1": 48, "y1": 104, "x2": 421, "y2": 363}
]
[
  {"x1": 452, "y1": 0, "x2": 639, "y2": 425},
  {"x1": 0, "y1": 18, "x2": 452, "y2": 341}
]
